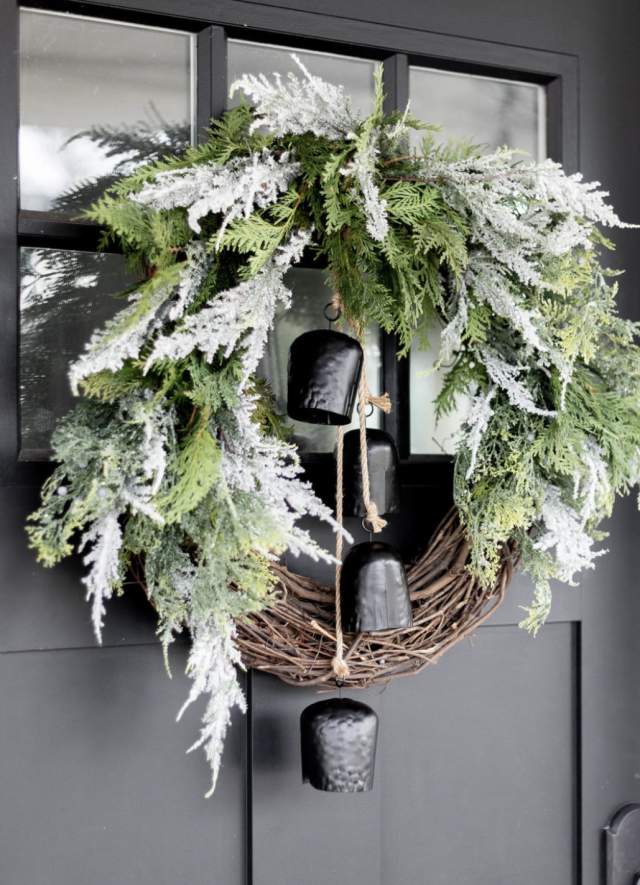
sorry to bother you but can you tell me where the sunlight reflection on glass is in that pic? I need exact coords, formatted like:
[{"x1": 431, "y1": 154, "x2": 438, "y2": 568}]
[
  {"x1": 20, "y1": 248, "x2": 134, "y2": 452},
  {"x1": 19, "y1": 9, "x2": 194, "y2": 212}
]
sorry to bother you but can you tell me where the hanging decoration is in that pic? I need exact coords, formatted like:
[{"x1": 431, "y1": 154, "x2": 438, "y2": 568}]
[
  {"x1": 26, "y1": 56, "x2": 640, "y2": 795},
  {"x1": 300, "y1": 697, "x2": 378, "y2": 793},
  {"x1": 287, "y1": 327, "x2": 363, "y2": 424},
  {"x1": 341, "y1": 428, "x2": 401, "y2": 518}
]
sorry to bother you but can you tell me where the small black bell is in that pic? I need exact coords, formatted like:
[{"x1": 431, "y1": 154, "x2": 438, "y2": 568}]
[
  {"x1": 301, "y1": 698, "x2": 378, "y2": 792},
  {"x1": 341, "y1": 542, "x2": 413, "y2": 633},
  {"x1": 287, "y1": 330, "x2": 363, "y2": 425},
  {"x1": 340, "y1": 428, "x2": 401, "y2": 517}
]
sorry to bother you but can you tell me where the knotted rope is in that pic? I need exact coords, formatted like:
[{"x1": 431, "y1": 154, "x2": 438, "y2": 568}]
[
  {"x1": 354, "y1": 320, "x2": 391, "y2": 534},
  {"x1": 331, "y1": 424, "x2": 349, "y2": 681},
  {"x1": 329, "y1": 297, "x2": 393, "y2": 681}
]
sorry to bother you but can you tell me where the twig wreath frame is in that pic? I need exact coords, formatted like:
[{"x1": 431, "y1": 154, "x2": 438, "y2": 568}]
[{"x1": 28, "y1": 58, "x2": 640, "y2": 793}]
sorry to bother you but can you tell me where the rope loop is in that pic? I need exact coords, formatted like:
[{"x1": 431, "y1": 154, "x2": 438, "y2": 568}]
[
  {"x1": 354, "y1": 321, "x2": 388, "y2": 534},
  {"x1": 332, "y1": 424, "x2": 350, "y2": 681},
  {"x1": 323, "y1": 302, "x2": 342, "y2": 325}
]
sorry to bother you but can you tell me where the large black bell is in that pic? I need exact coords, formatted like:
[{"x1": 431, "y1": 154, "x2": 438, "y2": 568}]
[
  {"x1": 287, "y1": 329, "x2": 363, "y2": 425},
  {"x1": 341, "y1": 542, "x2": 413, "y2": 633},
  {"x1": 340, "y1": 428, "x2": 401, "y2": 517},
  {"x1": 301, "y1": 698, "x2": 378, "y2": 792}
]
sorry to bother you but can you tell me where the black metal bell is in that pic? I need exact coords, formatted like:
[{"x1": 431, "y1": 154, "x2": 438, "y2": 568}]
[
  {"x1": 341, "y1": 542, "x2": 413, "y2": 633},
  {"x1": 340, "y1": 428, "x2": 401, "y2": 517},
  {"x1": 287, "y1": 329, "x2": 363, "y2": 425},
  {"x1": 300, "y1": 698, "x2": 378, "y2": 792}
]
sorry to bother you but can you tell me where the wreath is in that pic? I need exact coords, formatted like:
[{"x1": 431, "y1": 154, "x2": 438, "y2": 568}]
[{"x1": 28, "y1": 57, "x2": 640, "y2": 794}]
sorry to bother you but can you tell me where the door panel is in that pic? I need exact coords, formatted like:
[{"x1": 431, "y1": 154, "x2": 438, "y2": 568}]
[
  {"x1": 251, "y1": 623, "x2": 576, "y2": 885},
  {"x1": 379, "y1": 623, "x2": 577, "y2": 884},
  {"x1": 0, "y1": 645, "x2": 246, "y2": 885}
]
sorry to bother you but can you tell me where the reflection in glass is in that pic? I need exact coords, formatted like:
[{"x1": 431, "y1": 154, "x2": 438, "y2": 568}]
[
  {"x1": 409, "y1": 328, "x2": 471, "y2": 456},
  {"x1": 409, "y1": 67, "x2": 545, "y2": 160},
  {"x1": 19, "y1": 9, "x2": 195, "y2": 213},
  {"x1": 228, "y1": 40, "x2": 378, "y2": 116},
  {"x1": 20, "y1": 248, "x2": 134, "y2": 452},
  {"x1": 409, "y1": 68, "x2": 546, "y2": 454},
  {"x1": 260, "y1": 269, "x2": 382, "y2": 454}
]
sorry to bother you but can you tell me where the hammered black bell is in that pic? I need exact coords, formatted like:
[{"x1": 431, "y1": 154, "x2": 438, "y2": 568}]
[
  {"x1": 301, "y1": 697, "x2": 378, "y2": 792},
  {"x1": 340, "y1": 428, "x2": 401, "y2": 517},
  {"x1": 341, "y1": 541, "x2": 413, "y2": 633},
  {"x1": 287, "y1": 329, "x2": 363, "y2": 425}
]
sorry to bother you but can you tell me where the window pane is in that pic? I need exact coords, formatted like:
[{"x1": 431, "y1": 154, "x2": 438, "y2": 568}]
[
  {"x1": 260, "y1": 269, "x2": 382, "y2": 455},
  {"x1": 227, "y1": 40, "x2": 378, "y2": 116},
  {"x1": 409, "y1": 68, "x2": 546, "y2": 454},
  {"x1": 20, "y1": 248, "x2": 134, "y2": 453},
  {"x1": 408, "y1": 66, "x2": 545, "y2": 160},
  {"x1": 19, "y1": 10, "x2": 195, "y2": 213},
  {"x1": 409, "y1": 329, "x2": 471, "y2": 456}
]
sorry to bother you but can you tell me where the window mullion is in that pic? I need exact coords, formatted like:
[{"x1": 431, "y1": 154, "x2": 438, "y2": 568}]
[
  {"x1": 197, "y1": 25, "x2": 227, "y2": 143},
  {"x1": 381, "y1": 53, "x2": 411, "y2": 459}
]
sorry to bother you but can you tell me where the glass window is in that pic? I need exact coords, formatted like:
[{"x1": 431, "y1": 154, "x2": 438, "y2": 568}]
[
  {"x1": 20, "y1": 248, "x2": 135, "y2": 453},
  {"x1": 19, "y1": 9, "x2": 195, "y2": 213},
  {"x1": 260, "y1": 269, "x2": 382, "y2": 455},
  {"x1": 409, "y1": 68, "x2": 546, "y2": 454},
  {"x1": 408, "y1": 66, "x2": 545, "y2": 160},
  {"x1": 227, "y1": 39, "x2": 379, "y2": 117}
]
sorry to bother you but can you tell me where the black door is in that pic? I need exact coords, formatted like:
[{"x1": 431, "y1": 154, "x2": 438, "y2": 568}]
[{"x1": 2, "y1": 3, "x2": 640, "y2": 884}]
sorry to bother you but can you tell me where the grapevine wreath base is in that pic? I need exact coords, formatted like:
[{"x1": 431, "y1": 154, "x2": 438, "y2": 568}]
[{"x1": 134, "y1": 508, "x2": 517, "y2": 688}]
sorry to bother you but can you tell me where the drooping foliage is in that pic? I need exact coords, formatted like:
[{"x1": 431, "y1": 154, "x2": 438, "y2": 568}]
[{"x1": 28, "y1": 56, "x2": 640, "y2": 791}]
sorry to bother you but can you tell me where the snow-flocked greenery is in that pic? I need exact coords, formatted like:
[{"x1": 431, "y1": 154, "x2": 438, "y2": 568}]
[{"x1": 28, "y1": 56, "x2": 640, "y2": 792}]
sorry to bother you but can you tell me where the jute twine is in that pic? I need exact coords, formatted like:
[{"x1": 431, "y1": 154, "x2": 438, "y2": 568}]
[{"x1": 328, "y1": 303, "x2": 393, "y2": 682}]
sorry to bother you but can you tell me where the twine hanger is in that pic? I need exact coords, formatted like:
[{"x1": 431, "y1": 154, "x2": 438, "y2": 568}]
[{"x1": 330, "y1": 293, "x2": 392, "y2": 682}]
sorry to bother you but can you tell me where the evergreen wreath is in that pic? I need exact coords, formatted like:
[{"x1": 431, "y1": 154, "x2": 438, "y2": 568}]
[{"x1": 28, "y1": 57, "x2": 640, "y2": 794}]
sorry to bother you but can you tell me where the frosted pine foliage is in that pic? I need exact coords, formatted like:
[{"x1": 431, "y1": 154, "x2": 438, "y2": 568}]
[
  {"x1": 168, "y1": 242, "x2": 212, "y2": 322},
  {"x1": 573, "y1": 439, "x2": 612, "y2": 526},
  {"x1": 79, "y1": 509, "x2": 123, "y2": 641},
  {"x1": 127, "y1": 395, "x2": 174, "y2": 506},
  {"x1": 420, "y1": 151, "x2": 629, "y2": 291},
  {"x1": 342, "y1": 140, "x2": 389, "y2": 242},
  {"x1": 439, "y1": 279, "x2": 469, "y2": 364},
  {"x1": 482, "y1": 349, "x2": 557, "y2": 417},
  {"x1": 133, "y1": 150, "x2": 301, "y2": 243},
  {"x1": 273, "y1": 227, "x2": 313, "y2": 267},
  {"x1": 70, "y1": 282, "x2": 173, "y2": 393},
  {"x1": 466, "y1": 258, "x2": 547, "y2": 354},
  {"x1": 177, "y1": 619, "x2": 246, "y2": 796},
  {"x1": 231, "y1": 53, "x2": 359, "y2": 139},
  {"x1": 146, "y1": 230, "x2": 311, "y2": 379},
  {"x1": 464, "y1": 386, "x2": 497, "y2": 480},
  {"x1": 219, "y1": 392, "x2": 350, "y2": 562},
  {"x1": 146, "y1": 263, "x2": 289, "y2": 381},
  {"x1": 534, "y1": 487, "x2": 607, "y2": 584}
]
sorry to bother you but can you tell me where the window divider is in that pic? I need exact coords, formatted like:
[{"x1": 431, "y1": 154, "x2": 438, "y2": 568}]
[
  {"x1": 18, "y1": 211, "x2": 114, "y2": 253},
  {"x1": 381, "y1": 53, "x2": 411, "y2": 460},
  {"x1": 197, "y1": 25, "x2": 227, "y2": 142}
]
